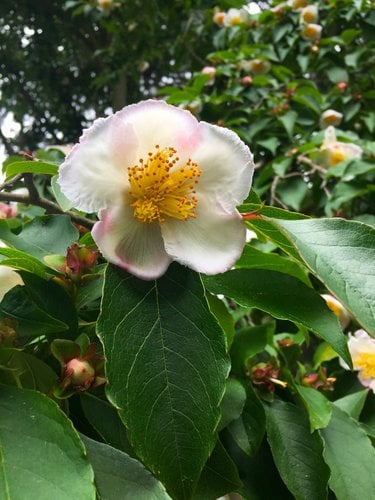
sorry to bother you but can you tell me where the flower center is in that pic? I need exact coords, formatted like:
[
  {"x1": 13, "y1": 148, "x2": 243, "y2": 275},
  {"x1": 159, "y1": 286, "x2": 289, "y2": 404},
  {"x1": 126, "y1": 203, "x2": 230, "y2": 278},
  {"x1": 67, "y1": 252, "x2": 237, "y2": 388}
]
[
  {"x1": 330, "y1": 147, "x2": 346, "y2": 165},
  {"x1": 355, "y1": 353, "x2": 375, "y2": 379},
  {"x1": 128, "y1": 145, "x2": 201, "y2": 224}
]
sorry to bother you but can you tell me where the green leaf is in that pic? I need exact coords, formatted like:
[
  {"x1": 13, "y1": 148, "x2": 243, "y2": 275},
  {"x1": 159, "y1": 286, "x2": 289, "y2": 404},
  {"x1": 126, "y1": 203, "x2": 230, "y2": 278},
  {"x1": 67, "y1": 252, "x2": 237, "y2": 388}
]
[
  {"x1": 0, "y1": 285, "x2": 69, "y2": 338},
  {"x1": 193, "y1": 439, "x2": 242, "y2": 500},
  {"x1": 206, "y1": 293, "x2": 235, "y2": 347},
  {"x1": 226, "y1": 383, "x2": 265, "y2": 457},
  {"x1": 0, "y1": 215, "x2": 79, "y2": 261},
  {"x1": 278, "y1": 110, "x2": 298, "y2": 138},
  {"x1": 20, "y1": 272, "x2": 78, "y2": 337},
  {"x1": 245, "y1": 218, "x2": 304, "y2": 262},
  {"x1": 257, "y1": 137, "x2": 280, "y2": 155},
  {"x1": 0, "y1": 247, "x2": 50, "y2": 278},
  {"x1": 333, "y1": 390, "x2": 369, "y2": 420},
  {"x1": 265, "y1": 400, "x2": 329, "y2": 500},
  {"x1": 236, "y1": 245, "x2": 310, "y2": 285},
  {"x1": 5, "y1": 160, "x2": 58, "y2": 178},
  {"x1": 97, "y1": 264, "x2": 230, "y2": 500},
  {"x1": 326, "y1": 66, "x2": 349, "y2": 84},
  {"x1": 230, "y1": 323, "x2": 275, "y2": 376},
  {"x1": 219, "y1": 378, "x2": 247, "y2": 431},
  {"x1": 0, "y1": 348, "x2": 57, "y2": 392},
  {"x1": 203, "y1": 269, "x2": 351, "y2": 365},
  {"x1": 272, "y1": 218, "x2": 375, "y2": 335},
  {"x1": 81, "y1": 435, "x2": 171, "y2": 500},
  {"x1": 295, "y1": 385, "x2": 332, "y2": 431},
  {"x1": 81, "y1": 393, "x2": 133, "y2": 455},
  {"x1": 320, "y1": 406, "x2": 375, "y2": 499},
  {"x1": 51, "y1": 175, "x2": 73, "y2": 211},
  {"x1": 0, "y1": 384, "x2": 95, "y2": 499}
]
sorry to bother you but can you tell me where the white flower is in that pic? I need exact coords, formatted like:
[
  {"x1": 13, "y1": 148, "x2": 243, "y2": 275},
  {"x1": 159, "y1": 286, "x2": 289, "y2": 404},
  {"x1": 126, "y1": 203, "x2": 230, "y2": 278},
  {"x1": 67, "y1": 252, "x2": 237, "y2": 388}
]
[
  {"x1": 321, "y1": 294, "x2": 351, "y2": 329},
  {"x1": 340, "y1": 329, "x2": 375, "y2": 393},
  {"x1": 301, "y1": 23, "x2": 322, "y2": 41},
  {"x1": 241, "y1": 59, "x2": 271, "y2": 75},
  {"x1": 320, "y1": 126, "x2": 363, "y2": 167},
  {"x1": 223, "y1": 8, "x2": 247, "y2": 27},
  {"x1": 320, "y1": 109, "x2": 343, "y2": 128},
  {"x1": 58, "y1": 100, "x2": 254, "y2": 280},
  {"x1": 0, "y1": 266, "x2": 23, "y2": 301},
  {"x1": 300, "y1": 5, "x2": 319, "y2": 23}
]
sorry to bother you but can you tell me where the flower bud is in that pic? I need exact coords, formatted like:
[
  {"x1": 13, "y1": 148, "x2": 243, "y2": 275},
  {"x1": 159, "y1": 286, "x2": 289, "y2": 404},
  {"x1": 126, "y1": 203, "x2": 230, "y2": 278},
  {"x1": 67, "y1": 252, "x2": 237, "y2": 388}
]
[
  {"x1": 240, "y1": 75, "x2": 253, "y2": 86},
  {"x1": 336, "y1": 81, "x2": 348, "y2": 93},
  {"x1": 0, "y1": 203, "x2": 17, "y2": 219},
  {"x1": 65, "y1": 358, "x2": 95, "y2": 389},
  {"x1": 201, "y1": 66, "x2": 216, "y2": 85},
  {"x1": 66, "y1": 244, "x2": 98, "y2": 281}
]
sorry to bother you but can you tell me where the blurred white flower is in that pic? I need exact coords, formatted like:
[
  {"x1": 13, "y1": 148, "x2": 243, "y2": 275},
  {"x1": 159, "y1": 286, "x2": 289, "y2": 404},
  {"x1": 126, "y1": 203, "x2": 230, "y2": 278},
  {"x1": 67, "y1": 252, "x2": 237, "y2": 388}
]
[
  {"x1": 289, "y1": 0, "x2": 309, "y2": 9},
  {"x1": 0, "y1": 242, "x2": 23, "y2": 301},
  {"x1": 320, "y1": 109, "x2": 343, "y2": 128},
  {"x1": 320, "y1": 126, "x2": 363, "y2": 167},
  {"x1": 340, "y1": 329, "x2": 375, "y2": 393},
  {"x1": 301, "y1": 23, "x2": 322, "y2": 41},
  {"x1": 321, "y1": 294, "x2": 351, "y2": 329},
  {"x1": 300, "y1": 5, "x2": 319, "y2": 23},
  {"x1": 213, "y1": 10, "x2": 226, "y2": 27},
  {"x1": 241, "y1": 59, "x2": 271, "y2": 75},
  {"x1": 223, "y1": 8, "x2": 247, "y2": 27}
]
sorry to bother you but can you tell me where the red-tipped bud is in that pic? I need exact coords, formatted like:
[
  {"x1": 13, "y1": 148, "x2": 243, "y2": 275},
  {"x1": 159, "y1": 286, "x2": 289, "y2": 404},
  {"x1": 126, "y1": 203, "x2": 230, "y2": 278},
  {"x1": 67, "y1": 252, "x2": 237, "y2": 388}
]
[
  {"x1": 66, "y1": 244, "x2": 98, "y2": 281},
  {"x1": 65, "y1": 358, "x2": 95, "y2": 389},
  {"x1": 240, "y1": 76, "x2": 253, "y2": 86}
]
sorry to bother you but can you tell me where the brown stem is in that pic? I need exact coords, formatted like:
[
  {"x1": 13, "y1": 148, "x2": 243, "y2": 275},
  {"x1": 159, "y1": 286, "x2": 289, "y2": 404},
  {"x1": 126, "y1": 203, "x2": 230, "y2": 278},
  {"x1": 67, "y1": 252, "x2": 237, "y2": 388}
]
[{"x1": 0, "y1": 191, "x2": 95, "y2": 229}]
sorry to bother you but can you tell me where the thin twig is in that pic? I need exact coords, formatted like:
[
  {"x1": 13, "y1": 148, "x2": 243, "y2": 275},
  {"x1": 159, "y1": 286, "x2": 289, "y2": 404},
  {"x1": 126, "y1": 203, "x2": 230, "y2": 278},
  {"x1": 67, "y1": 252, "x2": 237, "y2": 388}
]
[
  {"x1": 297, "y1": 154, "x2": 327, "y2": 175},
  {"x1": 0, "y1": 174, "x2": 23, "y2": 192},
  {"x1": 0, "y1": 191, "x2": 95, "y2": 229}
]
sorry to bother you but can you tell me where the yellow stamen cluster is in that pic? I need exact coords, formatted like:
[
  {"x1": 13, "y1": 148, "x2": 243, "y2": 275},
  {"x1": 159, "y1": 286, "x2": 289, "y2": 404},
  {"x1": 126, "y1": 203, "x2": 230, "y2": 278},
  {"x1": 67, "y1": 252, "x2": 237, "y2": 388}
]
[
  {"x1": 355, "y1": 353, "x2": 375, "y2": 379},
  {"x1": 128, "y1": 145, "x2": 201, "y2": 224}
]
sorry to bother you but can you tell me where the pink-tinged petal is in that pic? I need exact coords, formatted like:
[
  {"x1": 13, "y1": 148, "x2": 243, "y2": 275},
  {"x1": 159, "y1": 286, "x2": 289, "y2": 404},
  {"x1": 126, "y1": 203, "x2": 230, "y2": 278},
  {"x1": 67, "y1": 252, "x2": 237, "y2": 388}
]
[
  {"x1": 113, "y1": 100, "x2": 202, "y2": 160},
  {"x1": 58, "y1": 118, "x2": 138, "y2": 213},
  {"x1": 191, "y1": 122, "x2": 254, "y2": 210},
  {"x1": 92, "y1": 200, "x2": 172, "y2": 280},
  {"x1": 161, "y1": 198, "x2": 246, "y2": 275}
]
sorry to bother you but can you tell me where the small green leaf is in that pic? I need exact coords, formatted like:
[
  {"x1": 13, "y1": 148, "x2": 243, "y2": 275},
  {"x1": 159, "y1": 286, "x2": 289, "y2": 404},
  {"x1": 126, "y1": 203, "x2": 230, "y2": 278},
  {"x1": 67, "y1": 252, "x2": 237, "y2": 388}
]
[
  {"x1": 266, "y1": 400, "x2": 329, "y2": 500},
  {"x1": 81, "y1": 393, "x2": 133, "y2": 456},
  {"x1": 333, "y1": 390, "x2": 369, "y2": 420},
  {"x1": 0, "y1": 384, "x2": 95, "y2": 499},
  {"x1": 193, "y1": 439, "x2": 242, "y2": 500},
  {"x1": 203, "y1": 269, "x2": 351, "y2": 365},
  {"x1": 51, "y1": 175, "x2": 73, "y2": 211},
  {"x1": 295, "y1": 385, "x2": 332, "y2": 431},
  {"x1": 219, "y1": 378, "x2": 247, "y2": 431},
  {"x1": 206, "y1": 293, "x2": 235, "y2": 347},
  {"x1": 320, "y1": 406, "x2": 375, "y2": 499},
  {"x1": 226, "y1": 383, "x2": 265, "y2": 457},
  {"x1": 6, "y1": 160, "x2": 58, "y2": 178},
  {"x1": 272, "y1": 218, "x2": 375, "y2": 335},
  {"x1": 278, "y1": 111, "x2": 298, "y2": 138},
  {"x1": 0, "y1": 248, "x2": 50, "y2": 278},
  {"x1": 81, "y1": 435, "x2": 171, "y2": 500}
]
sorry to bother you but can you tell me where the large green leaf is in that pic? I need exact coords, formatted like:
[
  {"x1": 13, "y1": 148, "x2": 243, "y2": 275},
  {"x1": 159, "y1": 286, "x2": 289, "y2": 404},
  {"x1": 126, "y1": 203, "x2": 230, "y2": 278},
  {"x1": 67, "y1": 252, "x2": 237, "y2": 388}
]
[
  {"x1": 320, "y1": 406, "x2": 375, "y2": 499},
  {"x1": 265, "y1": 400, "x2": 329, "y2": 500},
  {"x1": 272, "y1": 218, "x2": 375, "y2": 335},
  {"x1": 203, "y1": 269, "x2": 351, "y2": 365},
  {"x1": 0, "y1": 215, "x2": 79, "y2": 261},
  {"x1": 97, "y1": 264, "x2": 230, "y2": 500},
  {"x1": 81, "y1": 435, "x2": 171, "y2": 500},
  {"x1": 5, "y1": 160, "x2": 58, "y2": 177},
  {"x1": 0, "y1": 384, "x2": 95, "y2": 499}
]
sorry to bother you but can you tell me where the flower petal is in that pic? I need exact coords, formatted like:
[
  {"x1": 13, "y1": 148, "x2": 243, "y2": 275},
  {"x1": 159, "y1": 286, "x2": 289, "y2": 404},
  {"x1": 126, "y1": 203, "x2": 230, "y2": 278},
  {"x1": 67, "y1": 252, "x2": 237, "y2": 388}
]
[
  {"x1": 113, "y1": 99, "x2": 202, "y2": 161},
  {"x1": 58, "y1": 118, "x2": 138, "y2": 213},
  {"x1": 191, "y1": 122, "x2": 254, "y2": 210},
  {"x1": 92, "y1": 200, "x2": 172, "y2": 280},
  {"x1": 161, "y1": 198, "x2": 246, "y2": 275}
]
